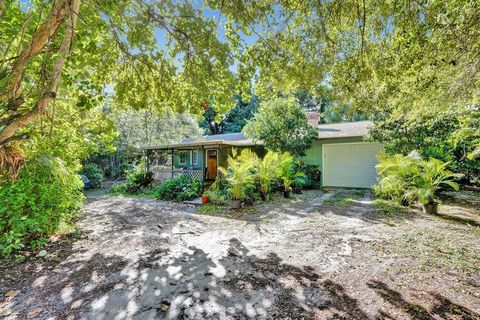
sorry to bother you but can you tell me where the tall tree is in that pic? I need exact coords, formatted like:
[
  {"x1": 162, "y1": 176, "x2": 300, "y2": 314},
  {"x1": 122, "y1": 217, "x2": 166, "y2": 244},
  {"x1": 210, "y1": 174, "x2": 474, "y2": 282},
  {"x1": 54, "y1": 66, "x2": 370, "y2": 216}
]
[
  {"x1": 0, "y1": 0, "x2": 238, "y2": 147},
  {"x1": 199, "y1": 94, "x2": 259, "y2": 135},
  {"x1": 243, "y1": 96, "x2": 318, "y2": 157}
]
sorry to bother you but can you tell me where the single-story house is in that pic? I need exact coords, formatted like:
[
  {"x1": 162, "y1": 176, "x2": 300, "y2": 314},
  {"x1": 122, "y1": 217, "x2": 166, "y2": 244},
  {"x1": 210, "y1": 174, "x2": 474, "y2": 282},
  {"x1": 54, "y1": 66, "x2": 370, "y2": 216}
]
[{"x1": 143, "y1": 116, "x2": 383, "y2": 188}]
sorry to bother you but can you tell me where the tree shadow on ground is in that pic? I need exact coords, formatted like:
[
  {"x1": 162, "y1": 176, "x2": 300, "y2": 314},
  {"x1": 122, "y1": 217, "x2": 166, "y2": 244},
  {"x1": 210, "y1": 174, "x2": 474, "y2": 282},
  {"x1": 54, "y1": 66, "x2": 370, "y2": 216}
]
[
  {"x1": 6, "y1": 236, "x2": 478, "y2": 320},
  {"x1": 368, "y1": 280, "x2": 479, "y2": 320}
]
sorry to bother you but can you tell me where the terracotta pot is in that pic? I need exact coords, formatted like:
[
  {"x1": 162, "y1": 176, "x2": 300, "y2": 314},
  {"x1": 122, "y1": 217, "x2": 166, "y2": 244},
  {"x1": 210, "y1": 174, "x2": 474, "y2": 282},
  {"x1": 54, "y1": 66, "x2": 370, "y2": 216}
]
[
  {"x1": 230, "y1": 199, "x2": 241, "y2": 209},
  {"x1": 260, "y1": 192, "x2": 270, "y2": 202},
  {"x1": 422, "y1": 203, "x2": 438, "y2": 215},
  {"x1": 201, "y1": 196, "x2": 208, "y2": 204}
]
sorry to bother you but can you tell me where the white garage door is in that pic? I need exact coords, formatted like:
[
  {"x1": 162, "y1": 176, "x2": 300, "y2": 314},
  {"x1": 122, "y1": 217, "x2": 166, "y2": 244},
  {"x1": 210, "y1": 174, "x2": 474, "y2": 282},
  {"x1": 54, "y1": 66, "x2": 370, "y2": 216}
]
[{"x1": 323, "y1": 143, "x2": 383, "y2": 188}]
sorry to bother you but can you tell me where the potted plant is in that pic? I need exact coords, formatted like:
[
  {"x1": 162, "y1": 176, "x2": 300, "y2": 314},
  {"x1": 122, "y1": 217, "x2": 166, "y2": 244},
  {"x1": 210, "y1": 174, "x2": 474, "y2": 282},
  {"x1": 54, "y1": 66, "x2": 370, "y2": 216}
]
[
  {"x1": 279, "y1": 154, "x2": 306, "y2": 198},
  {"x1": 201, "y1": 193, "x2": 208, "y2": 204},
  {"x1": 255, "y1": 151, "x2": 282, "y2": 202},
  {"x1": 218, "y1": 149, "x2": 256, "y2": 209},
  {"x1": 412, "y1": 159, "x2": 462, "y2": 215}
]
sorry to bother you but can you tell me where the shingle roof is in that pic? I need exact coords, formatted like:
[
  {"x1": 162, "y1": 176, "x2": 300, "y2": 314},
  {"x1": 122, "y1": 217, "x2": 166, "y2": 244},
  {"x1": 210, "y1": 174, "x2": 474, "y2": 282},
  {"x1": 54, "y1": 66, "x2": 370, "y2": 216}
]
[
  {"x1": 143, "y1": 132, "x2": 258, "y2": 149},
  {"x1": 143, "y1": 121, "x2": 373, "y2": 149},
  {"x1": 317, "y1": 120, "x2": 372, "y2": 139}
]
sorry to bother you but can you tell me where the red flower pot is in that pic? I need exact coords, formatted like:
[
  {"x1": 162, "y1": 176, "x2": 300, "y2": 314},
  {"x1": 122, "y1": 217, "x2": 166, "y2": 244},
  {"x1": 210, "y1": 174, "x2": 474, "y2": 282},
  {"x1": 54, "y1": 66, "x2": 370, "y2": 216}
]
[{"x1": 201, "y1": 196, "x2": 208, "y2": 204}]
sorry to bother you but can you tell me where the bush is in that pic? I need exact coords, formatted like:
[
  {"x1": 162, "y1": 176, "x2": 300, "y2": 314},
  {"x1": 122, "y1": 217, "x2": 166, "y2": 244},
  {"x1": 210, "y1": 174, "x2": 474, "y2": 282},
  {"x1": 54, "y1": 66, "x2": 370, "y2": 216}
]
[
  {"x1": 218, "y1": 149, "x2": 256, "y2": 201},
  {"x1": 81, "y1": 163, "x2": 103, "y2": 188},
  {"x1": 125, "y1": 171, "x2": 153, "y2": 193},
  {"x1": 374, "y1": 152, "x2": 462, "y2": 206},
  {"x1": 110, "y1": 182, "x2": 129, "y2": 194},
  {"x1": 112, "y1": 162, "x2": 134, "y2": 179},
  {"x1": 0, "y1": 157, "x2": 84, "y2": 255},
  {"x1": 204, "y1": 189, "x2": 228, "y2": 205},
  {"x1": 303, "y1": 165, "x2": 321, "y2": 188},
  {"x1": 279, "y1": 154, "x2": 306, "y2": 192},
  {"x1": 152, "y1": 175, "x2": 202, "y2": 202},
  {"x1": 109, "y1": 160, "x2": 154, "y2": 194}
]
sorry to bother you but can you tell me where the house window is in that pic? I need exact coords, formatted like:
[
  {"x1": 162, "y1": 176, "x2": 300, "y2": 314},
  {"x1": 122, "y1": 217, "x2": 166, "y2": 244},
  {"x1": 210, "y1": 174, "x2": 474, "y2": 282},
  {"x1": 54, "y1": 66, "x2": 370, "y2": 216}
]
[
  {"x1": 192, "y1": 150, "x2": 198, "y2": 165},
  {"x1": 178, "y1": 151, "x2": 187, "y2": 165}
]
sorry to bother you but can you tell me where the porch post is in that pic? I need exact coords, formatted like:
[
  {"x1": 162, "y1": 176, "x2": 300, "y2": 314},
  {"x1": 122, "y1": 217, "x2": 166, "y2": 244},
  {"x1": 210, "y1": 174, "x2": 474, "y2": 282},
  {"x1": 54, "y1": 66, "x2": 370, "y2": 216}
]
[
  {"x1": 145, "y1": 149, "x2": 149, "y2": 173},
  {"x1": 171, "y1": 148, "x2": 174, "y2": 179}
]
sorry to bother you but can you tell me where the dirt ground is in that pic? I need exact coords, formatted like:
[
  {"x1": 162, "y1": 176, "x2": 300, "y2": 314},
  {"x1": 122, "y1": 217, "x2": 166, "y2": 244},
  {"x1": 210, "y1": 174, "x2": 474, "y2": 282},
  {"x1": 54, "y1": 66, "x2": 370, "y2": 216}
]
[{"x1": 1, "y1": 189, "x2": 479, "y2": 320}]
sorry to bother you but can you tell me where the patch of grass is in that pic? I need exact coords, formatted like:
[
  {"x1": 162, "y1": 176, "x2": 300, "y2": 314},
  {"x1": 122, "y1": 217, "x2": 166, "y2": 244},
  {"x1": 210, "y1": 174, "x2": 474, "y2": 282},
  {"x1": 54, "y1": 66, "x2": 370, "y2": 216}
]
[
  {"x1": 440, "y1": 189, "x2": 480, "y2": 209},
  {"x1": 197, "y1": 204, "x2": 225, "y2": 214},
  {"x1": 322, "y1": 191, "x2": 361, "y2": 207},
  {"x1": 372, "y1": 198, "x2": 405, "y2": 214},
  {"x1": 389, "y1": 227, "x2": 480, "y2": 275}
]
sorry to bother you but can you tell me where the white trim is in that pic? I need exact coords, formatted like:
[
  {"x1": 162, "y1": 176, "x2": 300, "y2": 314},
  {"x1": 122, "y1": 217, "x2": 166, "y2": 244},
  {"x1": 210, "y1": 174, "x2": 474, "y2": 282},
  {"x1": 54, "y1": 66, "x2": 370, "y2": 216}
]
[{"x1": 192, "y1": 150, "x2": 198, "y2": 165}]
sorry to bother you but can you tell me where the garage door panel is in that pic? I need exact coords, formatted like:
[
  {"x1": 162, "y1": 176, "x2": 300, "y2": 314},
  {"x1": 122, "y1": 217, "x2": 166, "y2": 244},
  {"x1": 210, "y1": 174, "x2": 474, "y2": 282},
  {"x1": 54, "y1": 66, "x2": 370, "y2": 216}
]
[{"x1": 323, "y1": 143, "x2": 383, "y2": 188}]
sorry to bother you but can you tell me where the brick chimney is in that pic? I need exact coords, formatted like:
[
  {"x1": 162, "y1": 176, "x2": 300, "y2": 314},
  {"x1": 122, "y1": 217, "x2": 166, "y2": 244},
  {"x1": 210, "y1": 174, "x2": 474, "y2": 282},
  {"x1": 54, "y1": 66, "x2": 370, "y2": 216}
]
[{"x1": 306, "y1": 111, "x2": 319, "y2": 127}]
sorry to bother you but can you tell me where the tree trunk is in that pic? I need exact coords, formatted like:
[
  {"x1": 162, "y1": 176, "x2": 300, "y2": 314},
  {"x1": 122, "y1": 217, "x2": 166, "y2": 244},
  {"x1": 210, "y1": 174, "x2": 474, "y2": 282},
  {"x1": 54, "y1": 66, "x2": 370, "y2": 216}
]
[{"x1": 0, "y1": 0, "x2": 81, "y2": 146}]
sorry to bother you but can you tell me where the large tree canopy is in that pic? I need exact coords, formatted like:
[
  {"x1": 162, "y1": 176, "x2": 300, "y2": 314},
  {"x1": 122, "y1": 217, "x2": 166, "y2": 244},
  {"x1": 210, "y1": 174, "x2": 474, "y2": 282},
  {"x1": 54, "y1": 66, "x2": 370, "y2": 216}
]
[
  {"x1": 2, "y1": 0, "x2": 479, "y2": 164},
  {"x1": 0, "y1": 0, "x2": 239, "y2": 146}
]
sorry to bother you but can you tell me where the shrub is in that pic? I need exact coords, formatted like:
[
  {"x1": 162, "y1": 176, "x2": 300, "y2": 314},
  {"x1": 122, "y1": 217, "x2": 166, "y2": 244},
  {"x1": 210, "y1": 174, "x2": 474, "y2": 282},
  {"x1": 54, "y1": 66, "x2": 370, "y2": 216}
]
[
  {"x1": 279, "y1": 154, "x2": 306, "y2": 192},
  {"x1": 113, "y1": 162, "x2": 134, "y2": 179},
  {"x1": 81, "y1": 163, "x2": 103, "y2": 188},
  {"x1": 374, "y1": 152, "x2": 462, "y2": 206},
  {"x1": 204, "y1": 189, "x2": 228, "y2": 205},
  {"x1": 125, "y1": 171, "x2": 153, "y2": 193},
  {"x1": 109, "y1": 160, "x2": 153, "y2": 194},
  {"x1": 294, "y1": 161, "x2": 321, "y2": 188},
  {"x1": 110, "y1": 182, "x2": 129, "y2": 194},
  {"x1": 373, "y1": 153, "x2": 421, "y2": 204},
  {"x1": 254, "y1": 151, "x2": 283, "y2": 198},
  {"x1": 0, "y1": 157, "x2": 84, "y2": 255},
  {"x1": 218, "y1": 149, "x2": 256, "y2": 201},
  {"x1": 152, "y1": 175, "x2": 202, "y2": 202}
]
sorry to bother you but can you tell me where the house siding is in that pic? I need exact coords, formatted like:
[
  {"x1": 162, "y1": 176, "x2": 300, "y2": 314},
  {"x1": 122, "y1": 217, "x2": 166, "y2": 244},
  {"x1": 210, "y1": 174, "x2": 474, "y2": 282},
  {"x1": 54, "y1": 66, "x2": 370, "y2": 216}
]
[{"x1": 302, "y1": 137, "x2": 364, "y2": 186}]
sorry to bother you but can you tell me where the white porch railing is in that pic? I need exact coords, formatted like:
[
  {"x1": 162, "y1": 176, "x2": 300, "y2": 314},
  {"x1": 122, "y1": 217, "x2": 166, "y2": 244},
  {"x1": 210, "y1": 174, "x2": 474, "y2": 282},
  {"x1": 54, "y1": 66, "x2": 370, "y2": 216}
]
[{"x1": 150, "y1": 166, "x2": 204, "y2": 183}]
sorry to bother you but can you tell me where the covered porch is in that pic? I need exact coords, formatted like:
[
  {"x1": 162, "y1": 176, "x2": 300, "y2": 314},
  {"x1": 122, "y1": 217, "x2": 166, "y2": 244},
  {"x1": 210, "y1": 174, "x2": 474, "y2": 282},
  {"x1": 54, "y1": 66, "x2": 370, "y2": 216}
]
[
  {"x1": 144, "y1": 147, "x2": 218, "y2": 183},
  {"x1": 143, "y1": 133, "x2": 264, "y2": 184}
]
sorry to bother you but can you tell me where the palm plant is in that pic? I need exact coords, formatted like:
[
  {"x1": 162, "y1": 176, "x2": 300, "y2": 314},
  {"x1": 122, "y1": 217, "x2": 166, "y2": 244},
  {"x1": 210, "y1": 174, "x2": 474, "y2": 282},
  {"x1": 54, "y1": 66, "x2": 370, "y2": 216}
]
[
  {"x1": 254, "y1": 151, "x2": 282, "y2": 200},
  {"x1": 375, "y1": 152, "x2": 463, "y2": 214},
  {"x1": 411, "y1": 159, "x2": 462, "y2": 206},
  {"x1": 279, "y1": 153, "x2": 305, "y2": 197},
  {"x1": 218, "y1": 149, "x2": 256, "y2": 207},
  {"x1": 374, "y1": 152, "x2": 422, "y2": 205}
]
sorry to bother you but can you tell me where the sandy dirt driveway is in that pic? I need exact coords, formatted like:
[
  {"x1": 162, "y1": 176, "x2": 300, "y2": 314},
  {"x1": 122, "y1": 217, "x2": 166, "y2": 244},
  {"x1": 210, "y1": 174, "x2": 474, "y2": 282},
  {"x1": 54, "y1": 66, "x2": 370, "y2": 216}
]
[{"x1": 1, "y1": 190, "x2": 479, "y2": 319}]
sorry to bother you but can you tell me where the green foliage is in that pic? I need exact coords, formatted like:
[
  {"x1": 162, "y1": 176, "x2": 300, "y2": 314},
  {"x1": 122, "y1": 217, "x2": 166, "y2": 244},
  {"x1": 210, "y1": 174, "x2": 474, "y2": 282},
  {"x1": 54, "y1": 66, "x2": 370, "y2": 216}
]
[
  {"x1": 295, "y1": 162, "x2": 321, "y2": 189},
  {"x1": 374, "y1": 153, "x2": 462, "y2": 206},
  {"x1": 295, "y1": 91, "x2": 368, "y2": 124},
  {"x1": 114, "y1": 162, "x2": 134, "y2": 179},
  {"x1": 0, "y1": 157, "x2": 84, "y2": 255},
  {"x1": 218, "y1": 149, "x2": 256, "y2": 201},
  {"x1": 151, "y1": 175, "x2": 202, "y2": 202},
  {"x1": 125, "y1": 171, "x2": 154, "y2": 193},
  {"x1": 199, "y1": 94, "x2": 259, "y2": 135},
  {"x1": 203, "y1": 189, "x2": 228, "y2": 205},
  {"x1": 215, "y1": 149, "x2": 306, "y2": 202},
  {"x1": 243, "y1": 97, "x2": 318, "y2": 157},
  {"x1": 279, "y1": 154, "x2": 306, "y2": 192},
  {"x1": 109, "y1": 158, "x2": 153, "y2": 194},
  {"x1": 110, "y1": 182, "x2": 129, "y2": 194},
  {"x1": 369, "y1": 106, "x2": 480, "y2": 181},
  {"x1": 254, "y1": 151, "x2": 282, "y2": 196},
  {"x1": 81, "y1": 163, "x2": 103, "y2": 188}
]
